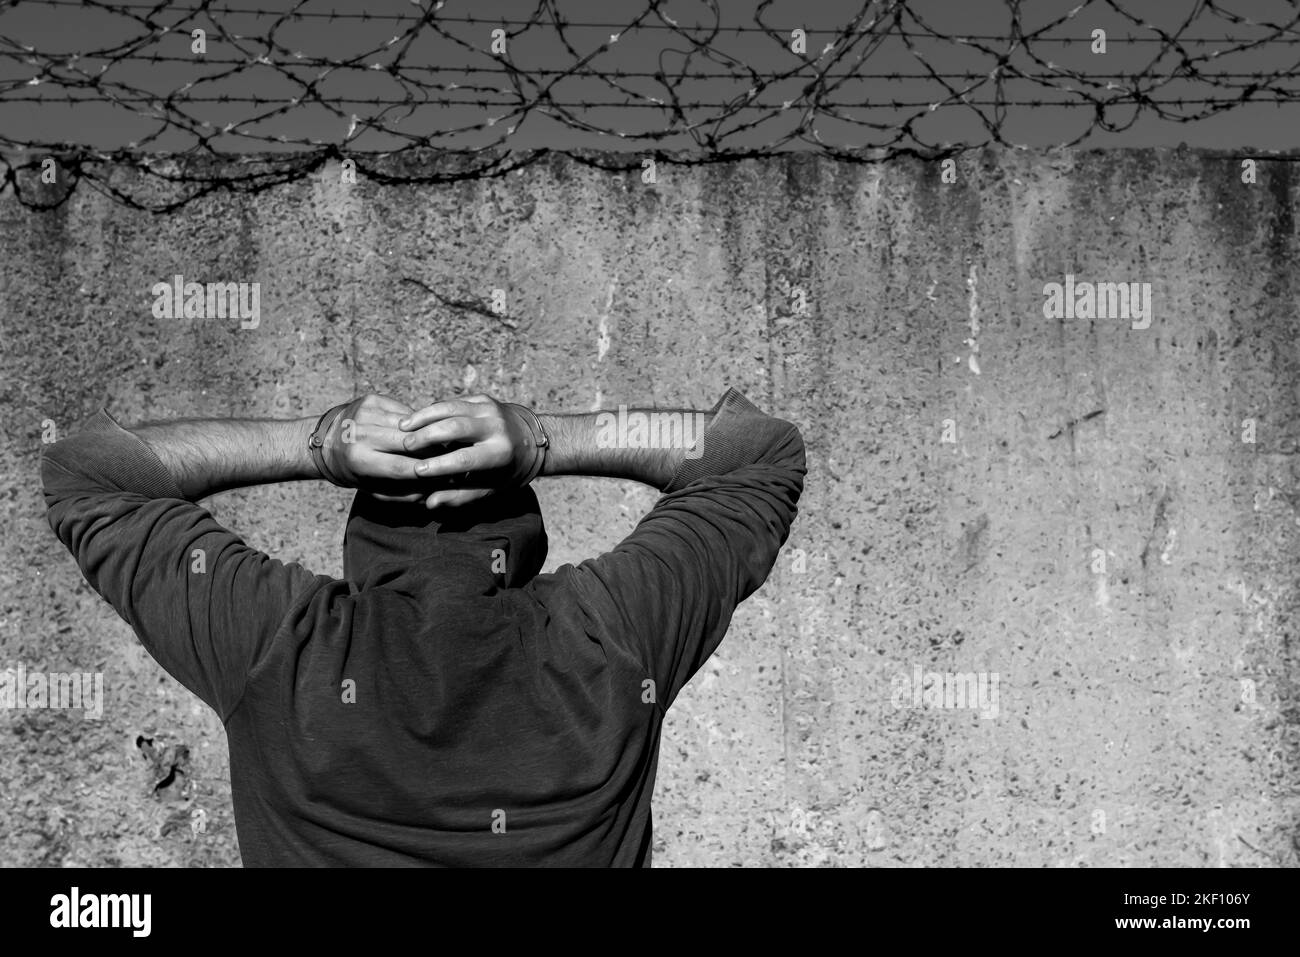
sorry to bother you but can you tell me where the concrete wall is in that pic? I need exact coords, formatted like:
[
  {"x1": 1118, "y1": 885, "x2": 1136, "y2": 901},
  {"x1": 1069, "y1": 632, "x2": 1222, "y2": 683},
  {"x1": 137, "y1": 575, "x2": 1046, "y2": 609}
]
[{"x1": 1, "y1": 149, "x2": 1296, "y2": 867}]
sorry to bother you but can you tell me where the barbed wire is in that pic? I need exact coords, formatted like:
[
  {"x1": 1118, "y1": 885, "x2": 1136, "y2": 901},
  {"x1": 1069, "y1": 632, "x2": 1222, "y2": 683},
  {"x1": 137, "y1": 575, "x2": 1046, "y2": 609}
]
[{"x1": 1, "y1": 0, "x2": 1299, "y2": 212}]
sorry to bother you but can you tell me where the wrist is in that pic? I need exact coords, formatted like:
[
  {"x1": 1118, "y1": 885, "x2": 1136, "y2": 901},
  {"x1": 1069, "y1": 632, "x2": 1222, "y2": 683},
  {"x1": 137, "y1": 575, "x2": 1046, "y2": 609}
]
[
  {"x1": 535, "y1": 414, "x2": 569, "y2": 477},
  {"x1": 505, "y1": 403, "x2": 549, "y2": 486},
  {"x1": 287, "y1": 417, "x2": 323, "y2": 481},
  {"x1": 308, "y1": 403, "x2": 351, "y2": 486}
]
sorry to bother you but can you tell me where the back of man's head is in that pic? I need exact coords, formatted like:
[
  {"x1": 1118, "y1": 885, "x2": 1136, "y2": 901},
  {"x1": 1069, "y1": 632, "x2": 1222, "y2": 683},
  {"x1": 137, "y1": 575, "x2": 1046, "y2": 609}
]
[{"x1": 342, "y1": 485, "x2": 548, "y2": 594}]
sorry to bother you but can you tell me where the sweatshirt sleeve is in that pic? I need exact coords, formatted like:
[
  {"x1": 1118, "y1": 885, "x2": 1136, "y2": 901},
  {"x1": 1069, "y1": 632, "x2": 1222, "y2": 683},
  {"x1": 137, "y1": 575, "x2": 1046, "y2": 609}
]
[
  {"x1": 538, "y1": 388, "x2": 806, "y2": 710},
  {"x1": 40, "y1": 408, "x2": 325, "y2": 720}
]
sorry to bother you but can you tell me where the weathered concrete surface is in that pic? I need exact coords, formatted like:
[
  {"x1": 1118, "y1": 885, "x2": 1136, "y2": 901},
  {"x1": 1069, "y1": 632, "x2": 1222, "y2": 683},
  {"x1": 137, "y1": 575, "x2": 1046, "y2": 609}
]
[{"x1": 0, "y1": 149, "x2": 1296, "y2": 867}]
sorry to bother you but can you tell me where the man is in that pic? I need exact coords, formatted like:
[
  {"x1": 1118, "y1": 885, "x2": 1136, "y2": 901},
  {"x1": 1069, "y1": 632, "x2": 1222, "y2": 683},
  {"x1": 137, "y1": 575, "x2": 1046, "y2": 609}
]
[{"x1": 41, "y1": 387, "x2": 806, "y2": 866}]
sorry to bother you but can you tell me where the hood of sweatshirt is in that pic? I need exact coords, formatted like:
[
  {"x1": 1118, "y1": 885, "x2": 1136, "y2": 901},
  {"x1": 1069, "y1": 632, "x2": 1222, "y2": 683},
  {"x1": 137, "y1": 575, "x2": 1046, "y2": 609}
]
[{"x1": 341, "y1": 484, "x2": 548, "y2": 597}]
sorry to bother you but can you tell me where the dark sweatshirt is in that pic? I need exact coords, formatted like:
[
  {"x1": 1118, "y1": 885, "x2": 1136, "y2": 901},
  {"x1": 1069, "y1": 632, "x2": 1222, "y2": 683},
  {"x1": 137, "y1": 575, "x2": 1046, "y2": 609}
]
[{"x1": 41, "y1": 388, "x2": 805, "y2": 866}]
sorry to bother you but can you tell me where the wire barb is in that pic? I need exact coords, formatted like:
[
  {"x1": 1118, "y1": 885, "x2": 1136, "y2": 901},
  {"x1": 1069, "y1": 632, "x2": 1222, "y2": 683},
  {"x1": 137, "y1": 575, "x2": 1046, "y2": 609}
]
[{"x1": 1, "y1": 0, "x2": 1298, "y2": 211}]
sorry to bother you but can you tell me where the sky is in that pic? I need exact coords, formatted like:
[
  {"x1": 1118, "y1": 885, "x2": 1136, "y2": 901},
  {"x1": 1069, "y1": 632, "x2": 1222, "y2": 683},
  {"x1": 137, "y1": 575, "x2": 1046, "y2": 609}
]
[{"x1": 2, "y1": 0, "x2": 1300, "y2": 156}]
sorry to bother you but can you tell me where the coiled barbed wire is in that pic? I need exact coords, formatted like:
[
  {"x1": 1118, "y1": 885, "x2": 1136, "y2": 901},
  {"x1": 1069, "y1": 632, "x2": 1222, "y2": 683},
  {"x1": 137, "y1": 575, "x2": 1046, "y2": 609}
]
[{"x1": 2, "y1": 0, "x2": 1299, "y2": 211}]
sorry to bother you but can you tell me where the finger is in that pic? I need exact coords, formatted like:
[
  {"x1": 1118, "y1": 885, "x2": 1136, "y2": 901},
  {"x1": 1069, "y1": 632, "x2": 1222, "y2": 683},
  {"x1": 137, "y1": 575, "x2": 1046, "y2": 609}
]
[
  {"x1": 369, "y1": 490, "x2": 428, "y2": 504},
  {"x1": 357, "y1": 423, "x2": 421, "y2": 453},
  {"x1": 348, "y1": 407, "x2": 410, "y2": 431},
  {"x1": 400, "y1": 415, "x2": 480, "y2": 454},
  {"x1": 364, "y1": 450, "x2": 429, "y2": 481},
  {"x1": 425, "y1": 487, "x2": 493, "y2": 510},
  {"x1": 363, "y1": 471, "x2": 458, "y2": 499},
  {"x1": 413, "y1": 444, "x2": 495, "y2": 479},
  {"x1": 399, "y1": 399, "x2": 487, "y2": 432}
]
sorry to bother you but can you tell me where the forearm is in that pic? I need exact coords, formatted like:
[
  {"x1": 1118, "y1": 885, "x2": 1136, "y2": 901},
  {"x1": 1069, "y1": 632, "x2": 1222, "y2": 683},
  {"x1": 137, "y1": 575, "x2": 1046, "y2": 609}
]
[
  {"x1": 131, "y1": 416, "x2": 322, "y2": 501},
  {"x1": 536, "y1": 407, "x2": 714, "y2": 491}
]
